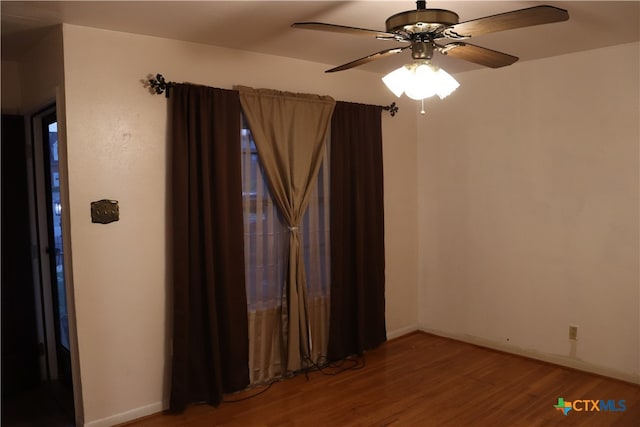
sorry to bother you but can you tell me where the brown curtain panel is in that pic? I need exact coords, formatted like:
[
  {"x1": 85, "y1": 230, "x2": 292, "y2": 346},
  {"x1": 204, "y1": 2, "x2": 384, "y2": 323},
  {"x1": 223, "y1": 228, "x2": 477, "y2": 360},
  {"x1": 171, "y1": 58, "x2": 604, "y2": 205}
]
[
  {"x1": 170, "y1": 84, "x2": 249, "y2": 412},
  {"x1": 237, "y1": 86, "x2": 335, "y2": 372},
  {"x1": 328, "y1": 101, "x2": 386, "y2": 361}
]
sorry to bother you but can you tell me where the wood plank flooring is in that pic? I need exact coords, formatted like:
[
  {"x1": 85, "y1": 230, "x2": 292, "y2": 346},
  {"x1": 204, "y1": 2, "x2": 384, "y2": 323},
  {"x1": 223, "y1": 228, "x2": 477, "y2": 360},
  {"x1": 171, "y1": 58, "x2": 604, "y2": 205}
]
[{"x1": 120, "y1": 332, "x2": 639, "y2": 426}]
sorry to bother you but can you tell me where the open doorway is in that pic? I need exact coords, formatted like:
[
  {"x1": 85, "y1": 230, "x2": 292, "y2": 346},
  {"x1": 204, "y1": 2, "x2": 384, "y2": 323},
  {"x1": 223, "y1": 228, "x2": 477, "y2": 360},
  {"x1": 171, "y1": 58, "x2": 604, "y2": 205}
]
[{"x1": 1, "y1": 105, "x2": 75, "y2": 426}]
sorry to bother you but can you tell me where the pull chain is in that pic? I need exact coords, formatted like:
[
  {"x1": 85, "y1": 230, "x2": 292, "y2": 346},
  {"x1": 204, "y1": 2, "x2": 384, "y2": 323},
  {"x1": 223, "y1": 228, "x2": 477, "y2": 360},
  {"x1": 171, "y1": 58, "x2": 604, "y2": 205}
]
[{"x1": 420, "y1": 98, "x2": 426, "y2": 115}]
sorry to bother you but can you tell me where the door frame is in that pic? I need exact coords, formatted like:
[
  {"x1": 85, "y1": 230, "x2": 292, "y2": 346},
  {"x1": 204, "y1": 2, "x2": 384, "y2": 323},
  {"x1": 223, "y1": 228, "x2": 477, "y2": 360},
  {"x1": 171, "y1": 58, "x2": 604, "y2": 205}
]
[{"x1": 29, "y1": 104, "x2": 60, "y2": 381}]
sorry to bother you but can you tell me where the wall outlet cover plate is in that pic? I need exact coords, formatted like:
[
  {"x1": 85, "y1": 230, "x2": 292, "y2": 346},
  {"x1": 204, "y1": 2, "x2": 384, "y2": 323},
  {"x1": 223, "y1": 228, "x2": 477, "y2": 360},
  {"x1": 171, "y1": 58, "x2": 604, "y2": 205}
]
[{"x1": 91, "y1": 199, "x2": 119, "y2": 224}]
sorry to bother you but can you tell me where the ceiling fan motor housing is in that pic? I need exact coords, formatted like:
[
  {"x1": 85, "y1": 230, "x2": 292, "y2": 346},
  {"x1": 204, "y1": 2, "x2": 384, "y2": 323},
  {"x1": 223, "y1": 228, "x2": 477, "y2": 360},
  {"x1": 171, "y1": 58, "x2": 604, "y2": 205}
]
[
  {"x1": 411, "y1": 42, "x2": 434, "y2": 60},
  {"x1": 385, "y1": 9, "x2": 459, "y2": 35}
]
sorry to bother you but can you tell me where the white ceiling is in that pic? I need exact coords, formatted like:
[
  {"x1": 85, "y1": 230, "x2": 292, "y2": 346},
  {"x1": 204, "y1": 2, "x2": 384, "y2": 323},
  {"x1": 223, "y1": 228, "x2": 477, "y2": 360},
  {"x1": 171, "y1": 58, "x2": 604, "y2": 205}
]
[{"x1": 2, "y1": 1, "x2": 639, "y2": 75}]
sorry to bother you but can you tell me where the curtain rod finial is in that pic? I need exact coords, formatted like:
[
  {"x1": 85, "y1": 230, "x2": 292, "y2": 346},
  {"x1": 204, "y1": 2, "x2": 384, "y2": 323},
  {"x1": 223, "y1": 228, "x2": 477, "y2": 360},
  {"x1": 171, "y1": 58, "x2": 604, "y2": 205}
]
[
  {"x1": 382, "y1": 102, "x2": 398, "y2": 117},
  {"x1": 148, "y1": 73, "x2": 175, "y2": 98}
]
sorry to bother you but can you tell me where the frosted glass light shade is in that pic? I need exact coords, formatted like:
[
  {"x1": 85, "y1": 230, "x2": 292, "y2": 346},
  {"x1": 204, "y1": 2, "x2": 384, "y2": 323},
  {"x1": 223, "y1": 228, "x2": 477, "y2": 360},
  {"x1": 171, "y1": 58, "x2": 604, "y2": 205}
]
[
  {"x1": 434, "y1": 68, "x2": 460, "y2": 99},
  {"x1": 404, "y1": 62, "x2": 438, "y2": 100},
  {"x1": 381, "y1": 66, "x2": 410, "y2": 97},
  {"x1": 382, "y1": 61, "x2": 459, "y2": 100}
]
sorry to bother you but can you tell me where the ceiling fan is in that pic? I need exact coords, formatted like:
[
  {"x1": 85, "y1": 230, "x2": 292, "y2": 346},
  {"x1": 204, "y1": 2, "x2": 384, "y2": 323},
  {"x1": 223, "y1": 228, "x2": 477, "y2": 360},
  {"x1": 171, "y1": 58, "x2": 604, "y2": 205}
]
[{"x1": 291, "y1": 1, "x2": 569, "y2": 73}]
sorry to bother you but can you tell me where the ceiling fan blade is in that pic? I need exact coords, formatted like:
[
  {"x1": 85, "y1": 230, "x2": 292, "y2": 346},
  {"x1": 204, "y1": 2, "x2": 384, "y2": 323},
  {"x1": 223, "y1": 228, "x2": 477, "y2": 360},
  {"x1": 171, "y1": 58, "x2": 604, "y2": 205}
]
[
  {"x1": 326, "y1": 46, "x2": 410, "y2": 73},
  {"x1": 441, "y1": 42, "x2": 518, "y2": 68},
  {"x1": 443, "y1": 5, "x2": 569, "y2": 39},
  {"x1": 291, "y1": 22, "x2": 396, "y2": 39}
]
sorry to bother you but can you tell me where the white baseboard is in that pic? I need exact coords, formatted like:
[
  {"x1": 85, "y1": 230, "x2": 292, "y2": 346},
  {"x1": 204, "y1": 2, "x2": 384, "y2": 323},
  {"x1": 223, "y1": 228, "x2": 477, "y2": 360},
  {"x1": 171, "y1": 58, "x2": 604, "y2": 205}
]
[
  {"x1": 419, "y1": 326, "x2": 640, "y2": 385},
  {"x1": 386, "y1": 324, "x2": 419, "y2": 340},
  {"x1": 83, "y1": 400, "x2": 166, "y2": 427}
]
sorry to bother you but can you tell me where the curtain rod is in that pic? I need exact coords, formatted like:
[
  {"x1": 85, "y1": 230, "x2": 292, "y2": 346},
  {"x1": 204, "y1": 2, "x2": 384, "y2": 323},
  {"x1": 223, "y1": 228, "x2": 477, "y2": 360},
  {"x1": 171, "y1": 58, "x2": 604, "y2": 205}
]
[{"x1": 147, "y1": 74, "x2": 398, "y2": 117}]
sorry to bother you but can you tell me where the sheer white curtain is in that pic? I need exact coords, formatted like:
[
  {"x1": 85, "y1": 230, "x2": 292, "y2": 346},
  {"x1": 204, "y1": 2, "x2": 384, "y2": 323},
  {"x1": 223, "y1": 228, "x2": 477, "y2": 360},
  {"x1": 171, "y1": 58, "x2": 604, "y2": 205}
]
[{"x1": 242, "y1": 119, "x2": 330, "y2": 384}]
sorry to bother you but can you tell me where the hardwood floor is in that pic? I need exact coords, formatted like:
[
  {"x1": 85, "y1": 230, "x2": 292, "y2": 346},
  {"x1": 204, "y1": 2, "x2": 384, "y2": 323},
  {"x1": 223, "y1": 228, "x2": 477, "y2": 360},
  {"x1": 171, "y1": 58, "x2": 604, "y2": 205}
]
[{"x1": 120, "y1": 332, "x2": 639, "y2": 426}]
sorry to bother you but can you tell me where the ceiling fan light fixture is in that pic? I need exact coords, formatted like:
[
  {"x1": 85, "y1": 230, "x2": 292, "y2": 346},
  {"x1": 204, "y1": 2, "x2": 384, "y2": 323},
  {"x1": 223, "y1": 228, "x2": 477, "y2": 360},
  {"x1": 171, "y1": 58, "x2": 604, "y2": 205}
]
[{"x1": 382, "y1": 60, "x2": 459, "y2": 100}]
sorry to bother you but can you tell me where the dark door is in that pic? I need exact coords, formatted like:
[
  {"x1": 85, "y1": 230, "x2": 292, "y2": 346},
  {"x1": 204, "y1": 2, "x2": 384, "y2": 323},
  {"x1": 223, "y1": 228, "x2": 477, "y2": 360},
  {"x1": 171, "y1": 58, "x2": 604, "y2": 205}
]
[{"x1": 1, "y1": 114, "x2": 41, "y2": 397}]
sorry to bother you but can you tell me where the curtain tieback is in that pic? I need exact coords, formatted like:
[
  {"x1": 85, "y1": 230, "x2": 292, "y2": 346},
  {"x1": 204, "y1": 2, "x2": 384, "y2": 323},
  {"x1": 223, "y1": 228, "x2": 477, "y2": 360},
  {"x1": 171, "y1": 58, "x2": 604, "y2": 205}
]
[{"x1": 288, "y1": 226, "x2": 299, "y2": 232}]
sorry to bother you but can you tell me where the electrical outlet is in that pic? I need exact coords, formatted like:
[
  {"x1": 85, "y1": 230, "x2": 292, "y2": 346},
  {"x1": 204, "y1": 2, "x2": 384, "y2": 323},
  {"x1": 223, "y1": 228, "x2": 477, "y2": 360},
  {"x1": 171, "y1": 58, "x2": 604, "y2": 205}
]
[{"x1": 569, "y1": 325, "x2": 578, "y2": 340}]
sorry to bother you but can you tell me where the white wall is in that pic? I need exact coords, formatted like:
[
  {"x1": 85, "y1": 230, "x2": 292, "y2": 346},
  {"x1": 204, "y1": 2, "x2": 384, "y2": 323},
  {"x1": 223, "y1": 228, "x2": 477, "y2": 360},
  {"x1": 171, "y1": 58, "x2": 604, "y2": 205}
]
[
  {"x1": 418, "y1": 42, "x2": 639, "y2": 383},
  {"x1": 16, "y1": 26, "x2": 64, "y2": 113},
  {"x1": 1, "y1": 60, "x2": 22, "y2": 114},
  {"x1": 1, "y1": 26, "x2": 64, "y2": 114},
  {"x1": 61, "y1": 24, "x2": 419, "y2": 426}
]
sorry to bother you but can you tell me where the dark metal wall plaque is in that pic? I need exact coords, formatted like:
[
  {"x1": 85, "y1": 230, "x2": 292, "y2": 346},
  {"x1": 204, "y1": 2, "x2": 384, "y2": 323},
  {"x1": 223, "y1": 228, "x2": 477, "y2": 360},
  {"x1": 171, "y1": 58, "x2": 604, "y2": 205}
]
[{"x1": 91, "y1": 199, "x2": 119, "y2": 224}]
